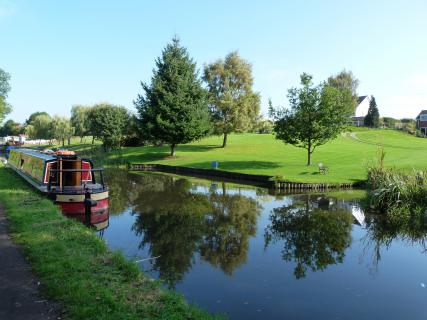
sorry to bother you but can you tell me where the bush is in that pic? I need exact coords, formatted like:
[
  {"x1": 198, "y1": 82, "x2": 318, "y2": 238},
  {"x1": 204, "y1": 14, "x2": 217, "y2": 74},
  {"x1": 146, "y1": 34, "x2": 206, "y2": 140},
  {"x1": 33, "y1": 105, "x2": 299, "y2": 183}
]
[
  {"x1": 121, "y1": 135, "x2": 145, "y2": 147},
  {"x1": 255, "y1": 119, "x2": 274, "y2": 134}
]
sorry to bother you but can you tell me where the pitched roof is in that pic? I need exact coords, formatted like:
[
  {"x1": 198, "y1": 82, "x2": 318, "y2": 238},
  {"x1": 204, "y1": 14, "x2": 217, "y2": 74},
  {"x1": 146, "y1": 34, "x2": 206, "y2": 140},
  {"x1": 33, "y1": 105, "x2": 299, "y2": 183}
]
[
  {"x1": 357, "y1": 96, "x2": 367, "y2": 104},
  {"x1": 416, "y1": 110, "x2": 427, "y2": 118}
]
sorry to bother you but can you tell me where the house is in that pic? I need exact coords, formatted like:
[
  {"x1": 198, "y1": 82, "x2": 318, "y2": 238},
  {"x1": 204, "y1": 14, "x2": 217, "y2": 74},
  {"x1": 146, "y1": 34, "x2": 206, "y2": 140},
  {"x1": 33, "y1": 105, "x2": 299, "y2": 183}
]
[
  {"x1": 351, "y1": 95, "x2": 371, "y2": 126},
  {"x1": 416, "y1": 110, "x2": 427, "y2": 135}
]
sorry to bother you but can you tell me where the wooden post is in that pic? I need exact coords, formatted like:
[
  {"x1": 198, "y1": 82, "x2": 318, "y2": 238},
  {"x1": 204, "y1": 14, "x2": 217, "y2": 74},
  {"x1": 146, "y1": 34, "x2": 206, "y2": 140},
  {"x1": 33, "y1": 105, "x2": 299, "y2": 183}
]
[{"x1": 59, "y1": 159, "x2": 63, "y2": 191}]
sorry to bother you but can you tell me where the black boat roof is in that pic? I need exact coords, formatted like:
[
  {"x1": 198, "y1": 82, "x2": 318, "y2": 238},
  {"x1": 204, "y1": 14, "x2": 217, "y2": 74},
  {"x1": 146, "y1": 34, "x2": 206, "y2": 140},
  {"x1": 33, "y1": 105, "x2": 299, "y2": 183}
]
[{"x1": 12, "y1": 148, "x2": 60, "y2": 161}]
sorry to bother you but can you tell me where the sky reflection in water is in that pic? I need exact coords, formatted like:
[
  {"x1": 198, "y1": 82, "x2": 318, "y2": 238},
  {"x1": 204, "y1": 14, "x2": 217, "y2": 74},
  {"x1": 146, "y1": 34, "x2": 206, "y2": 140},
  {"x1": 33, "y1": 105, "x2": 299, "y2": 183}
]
[{"x1": 101, "y1": 170, "x2": 427, "y2": 320}]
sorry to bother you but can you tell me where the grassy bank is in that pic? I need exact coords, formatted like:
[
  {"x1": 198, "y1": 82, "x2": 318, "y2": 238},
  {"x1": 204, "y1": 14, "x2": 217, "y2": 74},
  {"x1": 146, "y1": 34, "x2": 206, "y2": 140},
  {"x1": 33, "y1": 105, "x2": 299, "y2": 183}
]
[
  {"x1": 0, "y1": 164, "x2": 218, "y2": 320},
  {"x1": 24, "y1": 128, "x2": 427, "y2": 184}
]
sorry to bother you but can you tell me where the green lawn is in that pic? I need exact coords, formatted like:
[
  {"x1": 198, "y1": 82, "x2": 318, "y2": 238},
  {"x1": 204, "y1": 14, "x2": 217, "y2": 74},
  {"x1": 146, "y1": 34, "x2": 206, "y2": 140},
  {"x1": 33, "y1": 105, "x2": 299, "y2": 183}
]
[
  {"x1": 24, "y1": 128, "x2": 427, "y2": 184},
  {"x1": 100, "y1": 128, "x2": 426, "y2": 183}
]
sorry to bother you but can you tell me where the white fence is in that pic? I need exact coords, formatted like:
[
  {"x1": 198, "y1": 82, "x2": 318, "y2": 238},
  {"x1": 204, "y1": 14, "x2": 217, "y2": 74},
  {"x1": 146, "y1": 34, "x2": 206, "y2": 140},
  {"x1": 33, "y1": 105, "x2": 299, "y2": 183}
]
[{"x1": 25, "y1": 139, "x2": 57, "y2": 145}]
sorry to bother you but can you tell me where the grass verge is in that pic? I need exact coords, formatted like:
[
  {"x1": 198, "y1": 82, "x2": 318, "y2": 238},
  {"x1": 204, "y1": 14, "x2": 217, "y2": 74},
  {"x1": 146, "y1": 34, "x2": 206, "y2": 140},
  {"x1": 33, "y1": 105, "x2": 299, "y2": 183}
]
[{"x1": 0, "y1": 164, "x2": 218, "y2": 320}]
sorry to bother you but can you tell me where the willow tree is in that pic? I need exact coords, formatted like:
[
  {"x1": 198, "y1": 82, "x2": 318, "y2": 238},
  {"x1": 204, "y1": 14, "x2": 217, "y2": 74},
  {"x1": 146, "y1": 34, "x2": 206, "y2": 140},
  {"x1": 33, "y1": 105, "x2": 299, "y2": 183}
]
[
  {"x1": 135, "y1": 38, "x2": 211, "y2": 156},
  {"x1": 270, "y1": 73, "x2": 353, "y2": 166},
  {"x1": 203, "y1": 52, "x2": 260, "y2": 147},
  {"x1": 26, "y1": 114, "x2": 52, "y2": 141},
  {"x1": 71, "y1": 105, "x2": 91, "y2": 142},
  {"x1": 51, "y1": 116, "x2": 75, "y2": 146}
]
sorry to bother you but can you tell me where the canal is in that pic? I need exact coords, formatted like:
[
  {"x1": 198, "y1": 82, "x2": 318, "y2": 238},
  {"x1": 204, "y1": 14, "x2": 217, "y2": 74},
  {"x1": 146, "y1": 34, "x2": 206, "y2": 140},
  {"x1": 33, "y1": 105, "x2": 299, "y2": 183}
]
[{"x1": 100, "y1": 169, "x2": 427, "y2": 319}]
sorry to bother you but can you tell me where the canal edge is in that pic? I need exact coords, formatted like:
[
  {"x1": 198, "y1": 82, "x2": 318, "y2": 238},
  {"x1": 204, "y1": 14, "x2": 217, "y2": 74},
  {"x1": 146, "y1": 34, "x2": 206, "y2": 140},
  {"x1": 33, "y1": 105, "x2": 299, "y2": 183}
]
[{"x1": 129, "y1": 163, "x2": 362, "y2": 191}]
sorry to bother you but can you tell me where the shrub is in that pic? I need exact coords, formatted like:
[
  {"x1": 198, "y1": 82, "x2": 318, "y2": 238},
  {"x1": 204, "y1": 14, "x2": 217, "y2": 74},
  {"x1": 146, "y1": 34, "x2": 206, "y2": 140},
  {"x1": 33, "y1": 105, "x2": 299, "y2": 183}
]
[
  {"x1": 367, "y1": 165, "x2": 427, "y2": 215},
  {"x1": 366, "y1": 146, "x2": 427, "y2": 217}
]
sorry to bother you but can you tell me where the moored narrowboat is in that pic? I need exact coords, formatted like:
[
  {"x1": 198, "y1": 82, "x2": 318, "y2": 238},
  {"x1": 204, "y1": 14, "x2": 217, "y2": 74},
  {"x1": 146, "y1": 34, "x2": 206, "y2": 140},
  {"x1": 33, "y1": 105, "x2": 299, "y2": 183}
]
[{"x1": 6, "y1": 148, "x2": 108, "y2": 217}]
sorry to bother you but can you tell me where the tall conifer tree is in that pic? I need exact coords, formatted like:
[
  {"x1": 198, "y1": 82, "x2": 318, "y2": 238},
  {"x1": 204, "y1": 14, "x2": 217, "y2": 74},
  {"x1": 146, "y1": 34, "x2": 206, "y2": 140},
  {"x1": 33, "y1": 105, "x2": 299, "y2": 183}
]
[
  {"x1": 135, "y1": 38, "x2": 211, "y2": 156},
  {"x1": 364, "y1": 96, "x2": 380, "y2": 127}
]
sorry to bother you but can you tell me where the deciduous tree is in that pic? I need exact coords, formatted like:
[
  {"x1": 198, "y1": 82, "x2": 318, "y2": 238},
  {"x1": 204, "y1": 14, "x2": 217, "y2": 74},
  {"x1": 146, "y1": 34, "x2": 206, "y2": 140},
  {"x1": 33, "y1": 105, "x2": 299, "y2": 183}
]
[
  {"x1": 203, "y1": 51, "x2": 260, "y2": 147},
  {"x1": 26, "y1": 114, "x2": 52, "y2": 141},
  {"x1": 88, "y1": 103, "x2": 129, "y2": 151},
  {"x1": 270, "y1": 73, "x2": 353, "y2": 166},
  {"x1": 0, "y1": 119, "x2": 23, "y2": 136},
  {"x1": 0, "y1": 68, "x2": 12, "y2": 124},
  {"x1": 51, "y1": 116, "x2": 75, "y2": 146},
  {"x1": 327, "y1": 69, "x2": 359, "y2": 111},
  {"x1": 71, "y1": 105, "x2": 91, "y2": 142},
  {"x1": 25, "y1": 112, "x2": 50, "y2": 125},
  {"x1": 135, "y1": 38, "x2": 211, "y2": 156},
  {"x1": 382, "y1": 117, "x2": 397, "y2": 129}
]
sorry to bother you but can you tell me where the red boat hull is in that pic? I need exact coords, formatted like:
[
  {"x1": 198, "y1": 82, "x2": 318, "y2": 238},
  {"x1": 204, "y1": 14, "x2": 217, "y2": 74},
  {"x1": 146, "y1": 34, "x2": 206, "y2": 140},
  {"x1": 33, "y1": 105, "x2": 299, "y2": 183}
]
[{"x1": 58, "y1": 198, "x2": 109, "y2": 215}]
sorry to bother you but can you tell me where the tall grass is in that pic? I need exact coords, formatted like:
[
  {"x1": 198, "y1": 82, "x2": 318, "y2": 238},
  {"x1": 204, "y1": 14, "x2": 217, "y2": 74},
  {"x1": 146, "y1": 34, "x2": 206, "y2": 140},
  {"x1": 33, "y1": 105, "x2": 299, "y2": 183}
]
[{"x1": 367, "y1": 148, "x2": 427, "y2": 217}]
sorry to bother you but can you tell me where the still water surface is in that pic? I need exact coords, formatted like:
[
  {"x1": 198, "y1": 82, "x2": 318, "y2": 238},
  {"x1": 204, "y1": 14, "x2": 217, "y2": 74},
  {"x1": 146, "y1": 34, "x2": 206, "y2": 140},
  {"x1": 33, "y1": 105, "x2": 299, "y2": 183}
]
[{"x1": 101, "y1": 170, "x2": 427, "y2": 319}]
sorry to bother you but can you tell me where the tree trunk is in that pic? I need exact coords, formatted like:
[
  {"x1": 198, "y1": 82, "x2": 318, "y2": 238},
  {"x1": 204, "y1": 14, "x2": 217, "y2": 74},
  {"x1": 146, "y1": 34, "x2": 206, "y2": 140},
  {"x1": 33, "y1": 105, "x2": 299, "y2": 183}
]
[
  {"x1": 80, "y1": 136, "x2": 83, "y2": 143},
  {"x1": 62, "y1": 138, "x2": 65, "y2": 147},
  {"x1": 222, "y1": 133, "x2": 228, "y2": 148},
  {"x1": 92, "y1": 136, "x2": 95, "y2": 145},
  {"x1": 170, "y1": 144, "x2": 176, "y2": 157},
  {"x1": 307, "y1": 142, "x2": 312, "y2": 166},
  {"x1": 68, "y1": 137, "x2": 71, "y2": 146}
]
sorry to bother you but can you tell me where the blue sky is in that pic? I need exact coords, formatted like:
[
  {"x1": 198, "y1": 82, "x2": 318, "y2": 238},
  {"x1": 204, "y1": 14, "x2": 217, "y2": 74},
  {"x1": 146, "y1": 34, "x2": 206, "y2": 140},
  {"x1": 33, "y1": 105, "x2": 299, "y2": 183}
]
[{"x1": 1, "y1": 0, "x2": 426, "y2": 122}]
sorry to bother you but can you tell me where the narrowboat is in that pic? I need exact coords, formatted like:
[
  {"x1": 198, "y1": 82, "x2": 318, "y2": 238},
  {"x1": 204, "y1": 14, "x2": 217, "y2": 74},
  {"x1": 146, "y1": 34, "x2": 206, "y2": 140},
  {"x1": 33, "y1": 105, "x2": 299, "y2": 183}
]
[{"x1": 6, "y1": 148, "x2": 109, "y2": 218}]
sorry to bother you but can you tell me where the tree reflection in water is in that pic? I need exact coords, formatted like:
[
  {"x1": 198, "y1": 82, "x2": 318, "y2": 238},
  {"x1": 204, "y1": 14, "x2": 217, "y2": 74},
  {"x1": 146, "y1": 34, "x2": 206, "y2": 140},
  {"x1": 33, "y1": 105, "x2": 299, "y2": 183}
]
[
  {"x1": 129, "y1": 174, "x2": 260, "y2": 288},
  {"x1": 362, "y1": 212, "x2": 427, "y2": 274},
  {"x1": 201, "y1": 183, "x2": 259, "y2": 275},
  {"x1": 264, "y1": 195, "x2": 353, "y2": 279}
]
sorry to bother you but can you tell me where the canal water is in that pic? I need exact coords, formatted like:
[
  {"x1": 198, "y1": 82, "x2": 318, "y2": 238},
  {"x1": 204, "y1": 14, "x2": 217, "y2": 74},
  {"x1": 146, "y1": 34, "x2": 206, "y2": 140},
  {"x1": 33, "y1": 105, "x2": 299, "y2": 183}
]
[{"x1": 101, "y1": 170, "x2": 427, "y2": 320}]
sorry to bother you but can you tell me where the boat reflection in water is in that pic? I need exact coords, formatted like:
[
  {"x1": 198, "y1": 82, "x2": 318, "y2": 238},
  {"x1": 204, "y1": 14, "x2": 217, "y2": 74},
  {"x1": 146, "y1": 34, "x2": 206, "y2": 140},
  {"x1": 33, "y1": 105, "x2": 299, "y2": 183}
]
[{"x1": 64, "y1": 207, "x2": 110, "y2": 234}]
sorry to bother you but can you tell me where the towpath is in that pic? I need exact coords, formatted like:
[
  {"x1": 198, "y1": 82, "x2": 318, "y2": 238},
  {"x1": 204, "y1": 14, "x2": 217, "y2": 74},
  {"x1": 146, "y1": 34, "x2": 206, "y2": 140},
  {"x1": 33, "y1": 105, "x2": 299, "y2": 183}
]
[{"x1": 0, "y1": 205, "x2": 60, "y2": 319}]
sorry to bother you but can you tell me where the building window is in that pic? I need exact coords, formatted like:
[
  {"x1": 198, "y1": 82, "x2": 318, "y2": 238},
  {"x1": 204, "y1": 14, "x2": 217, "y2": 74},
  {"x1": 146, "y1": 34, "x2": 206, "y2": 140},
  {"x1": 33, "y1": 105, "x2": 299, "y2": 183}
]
[{"x1": 420, "y1": 115, "x2": 427, "y2": 121}]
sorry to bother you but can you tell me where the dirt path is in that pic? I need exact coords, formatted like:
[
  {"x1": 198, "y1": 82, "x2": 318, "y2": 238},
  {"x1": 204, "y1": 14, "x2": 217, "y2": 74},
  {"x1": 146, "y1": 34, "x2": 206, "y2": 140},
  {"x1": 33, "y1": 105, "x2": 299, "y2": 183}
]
[{"x1": 0, "y1": 205, "x2": 61, "y2": 320}]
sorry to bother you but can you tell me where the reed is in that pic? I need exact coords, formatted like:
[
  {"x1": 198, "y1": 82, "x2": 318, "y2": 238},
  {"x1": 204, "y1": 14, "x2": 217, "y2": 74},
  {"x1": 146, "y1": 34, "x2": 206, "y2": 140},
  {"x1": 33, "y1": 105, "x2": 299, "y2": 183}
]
[{"x1": 367, "y1": 149, "x2": 427, "y2": 216}]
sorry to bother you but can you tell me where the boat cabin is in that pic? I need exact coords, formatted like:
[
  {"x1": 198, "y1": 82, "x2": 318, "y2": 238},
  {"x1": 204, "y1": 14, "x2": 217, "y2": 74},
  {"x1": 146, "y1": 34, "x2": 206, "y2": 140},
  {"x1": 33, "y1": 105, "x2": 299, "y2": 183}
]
[
  {"x1": 7, "y1": 148, "x2": 108, "y2": 216},
  {"x1": 7, "y1": 148, "x2": 104, "y2": 193}
]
